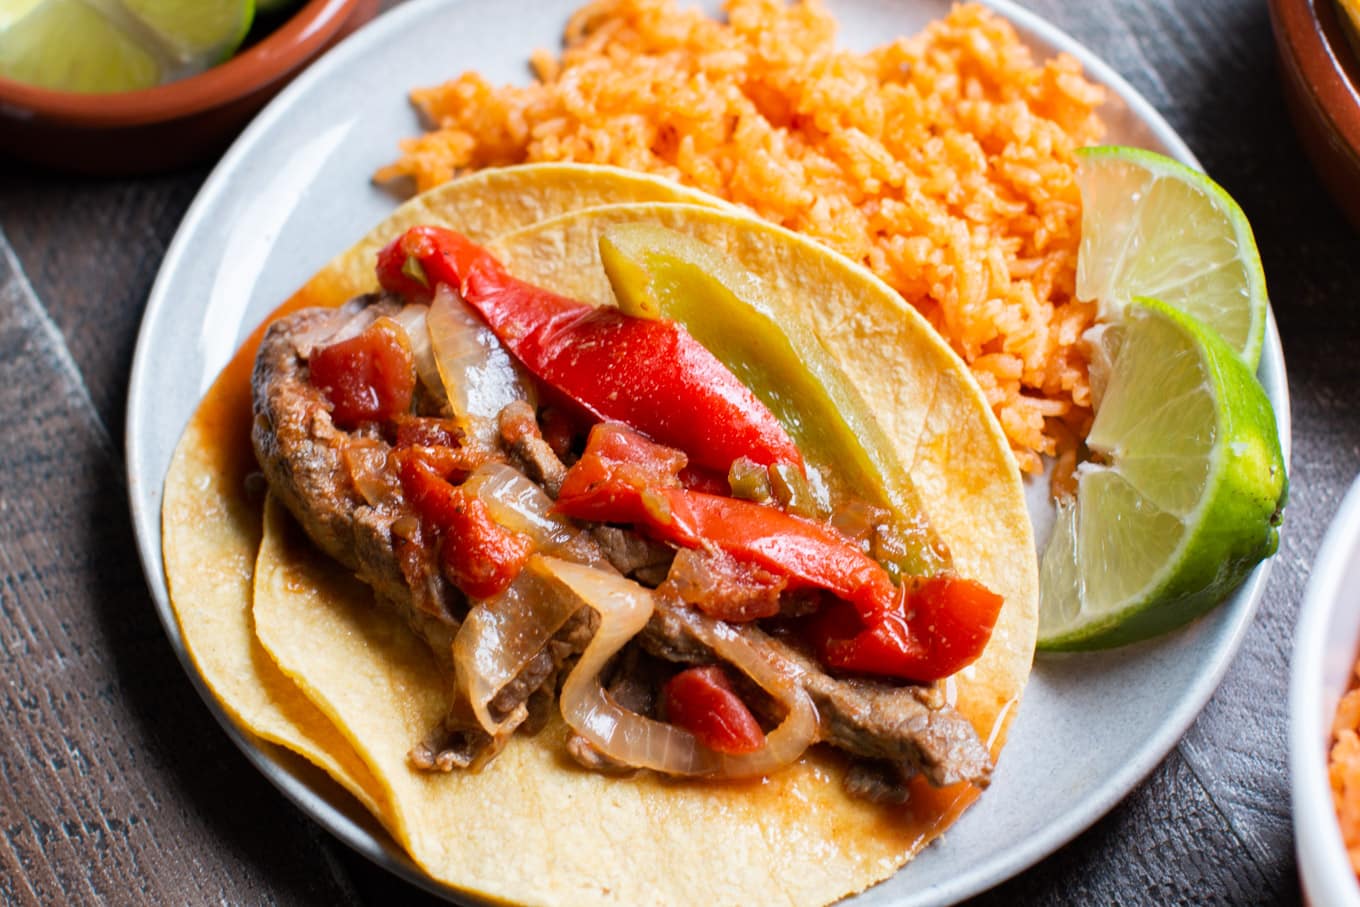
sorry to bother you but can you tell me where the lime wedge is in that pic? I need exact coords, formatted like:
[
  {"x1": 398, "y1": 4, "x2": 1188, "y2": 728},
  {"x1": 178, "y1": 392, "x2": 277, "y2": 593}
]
[
  {"x1": 0, "y1": 0, "x2": 159, "y2": 91},
  {"x1": 1076, "y1": 146, "x2": 1268, "y2": 369},
  {"x1": 1037, "y1": 297, "x2": 1286, "y2": 650},
  {"x1": 122, "y1": 0, "x2": 253, "y2": 61},
  {"x1": 0, "y1": 0, "x2": 253, "y2": 93}
]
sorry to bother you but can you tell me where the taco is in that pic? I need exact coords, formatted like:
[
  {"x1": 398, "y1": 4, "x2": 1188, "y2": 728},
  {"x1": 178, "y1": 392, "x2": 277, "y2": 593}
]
[{"x1": 162, "y1": 163, "x2": 1037, "y2": 906}]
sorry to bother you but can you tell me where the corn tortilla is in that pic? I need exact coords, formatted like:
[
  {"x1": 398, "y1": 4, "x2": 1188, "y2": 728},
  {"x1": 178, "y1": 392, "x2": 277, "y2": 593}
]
[
  {"x1": 163, "y1": 165, "x2": 1038, "y2": 906},
  {"x1": 161, "y1": 163, "x2": 719, "y2": 835}
]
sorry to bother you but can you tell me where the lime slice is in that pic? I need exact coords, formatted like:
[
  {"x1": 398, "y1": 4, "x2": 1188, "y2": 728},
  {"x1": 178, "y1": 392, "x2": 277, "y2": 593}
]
[
  {"x1": 1037, "y1": 297, "x2": 1286, "y2": 650},
  {"x1": 0, "y1": 0, "x2": 160, "y2": 91},
  {"x1": 122, "y1": 0, "x2": 253, "y2": 61},
  {"x1": 0, "y1": 0, "x2": 253, "y2": 93},
  {"x1": 1076, "y1": 146, "x2": 1268, "y2": 369}
]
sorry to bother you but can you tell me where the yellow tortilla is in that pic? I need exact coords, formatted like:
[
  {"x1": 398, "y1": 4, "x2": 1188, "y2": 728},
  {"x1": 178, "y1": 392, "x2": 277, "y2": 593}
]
[
  {"x1": 162, "y1": 164, "x2": 721, "y2": 835},
  {"x1": 163, "y1": 165, "x2": 1038, "y2": 907},
  {"x1": 293, "y1": 163, "x2": 734, "y2": 312},
  {"x1": 163, "y1": 336, "x2": 390, "y2": 821}
]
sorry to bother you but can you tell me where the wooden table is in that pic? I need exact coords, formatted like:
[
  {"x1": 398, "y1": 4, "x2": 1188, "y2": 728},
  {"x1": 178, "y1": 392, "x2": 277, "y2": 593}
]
[{"x1": 0, "y1": 0, "x2": 1354, "y2": 902}]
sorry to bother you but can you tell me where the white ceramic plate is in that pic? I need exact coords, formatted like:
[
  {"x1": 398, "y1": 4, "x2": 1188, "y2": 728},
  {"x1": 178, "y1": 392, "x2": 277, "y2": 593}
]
[
  {"x1": 1292, "y1": 474, "x2": 1360, "y2": 907},
  {"x1": 125, "y1": 0, "x2": 1292, "y2": 903}
]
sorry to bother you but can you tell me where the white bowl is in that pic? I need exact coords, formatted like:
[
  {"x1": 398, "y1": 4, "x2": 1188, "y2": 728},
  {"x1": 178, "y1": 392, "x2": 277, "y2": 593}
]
[{"x1": 1292, "y1": 474, "x2": 1360, "y2": 906}]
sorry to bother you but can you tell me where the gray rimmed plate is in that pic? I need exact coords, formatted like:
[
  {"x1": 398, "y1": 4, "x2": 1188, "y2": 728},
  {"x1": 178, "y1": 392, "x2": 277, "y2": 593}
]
[{"x1": 125, "y1": 0, "x2": 1292, "y2": 903}]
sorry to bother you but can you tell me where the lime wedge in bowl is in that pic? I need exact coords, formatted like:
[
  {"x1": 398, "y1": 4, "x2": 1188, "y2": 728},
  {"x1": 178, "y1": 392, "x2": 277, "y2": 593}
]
[
  {"x1": 1076, "y1": 146, "x2": 1268, "y2": 369},
  {"x1": 1038, "y1": 297, "x2": 1287, "y2": 650},
  {"x1": 0, "y1": 0, "x2": 253, "y2": 92},
  {"x1": 123, "y1": 0, "x2": 254, "y2": 62}
]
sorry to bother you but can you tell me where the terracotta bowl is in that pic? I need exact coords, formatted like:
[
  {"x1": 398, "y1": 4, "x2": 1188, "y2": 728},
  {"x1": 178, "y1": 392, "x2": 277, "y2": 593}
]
[
  {"x1": 0, "y1": 0, "x2": 381, "y2": 174},
  {"x1": 1270, "y1": 0, "x2": 1360, "y2": 229}
]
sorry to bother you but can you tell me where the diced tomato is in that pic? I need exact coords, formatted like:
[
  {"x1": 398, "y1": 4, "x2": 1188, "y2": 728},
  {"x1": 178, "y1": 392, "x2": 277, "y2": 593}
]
[
  {"x1": 678, "y1": 464, "x2": 729, "y2": 495},
  {"x1": 309, "y1": 319, "x2": 415, "y2": 429},
  {"x1": 392, "y1": 415, "x2": 463, "y2": 448},
  {"x1": 807, "y1": 575, "x2": 1004, "y2": 680},
  {"x1": 440, "y1": 505, "x2": 534, "y2": 601},
  {"x1": 663, "y1": 666, "x2": 765, "y2": 755},
  {"x1": 538, "y1": 407, "x2": 579, "y2": 462},
  {"x1": 555, "y1": 423, "x2": 687, "y2": 521},
  {"x1": 397, "y1": 455, "x2": 533, "y2": 599},
  {"x1": 664, "y1": 549, "x2": 785, "y2": 623},
  {"x1": 391, "y1": 440, "x2": 498, "y2": 486}
]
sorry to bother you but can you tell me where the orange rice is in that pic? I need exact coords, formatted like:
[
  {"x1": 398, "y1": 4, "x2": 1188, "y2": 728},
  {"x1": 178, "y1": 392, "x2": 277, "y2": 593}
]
[
  {"x1": 1332, "y1": 669, "x2": 1360, "y2": 871},
  {"x1": 377, "y1": 0, "x2": 1107, "y2": 472}
]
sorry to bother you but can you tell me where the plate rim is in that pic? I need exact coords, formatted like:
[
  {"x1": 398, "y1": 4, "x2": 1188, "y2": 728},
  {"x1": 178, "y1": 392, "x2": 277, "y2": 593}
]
[{"x1": 124, "y1": 0, "x2": 1293, "y2": 903}]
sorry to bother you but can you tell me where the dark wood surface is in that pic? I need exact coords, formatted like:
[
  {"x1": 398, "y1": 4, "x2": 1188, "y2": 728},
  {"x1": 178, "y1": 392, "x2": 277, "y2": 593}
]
[{"x1": 0, "y1": 0, "x2": 1355, "y2": 903}]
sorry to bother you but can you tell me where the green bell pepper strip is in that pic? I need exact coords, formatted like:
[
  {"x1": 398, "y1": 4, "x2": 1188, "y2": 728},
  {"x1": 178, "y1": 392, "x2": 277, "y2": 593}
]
[{"x1": 598, "y1": 223, "x2": 950, "y2": 579}]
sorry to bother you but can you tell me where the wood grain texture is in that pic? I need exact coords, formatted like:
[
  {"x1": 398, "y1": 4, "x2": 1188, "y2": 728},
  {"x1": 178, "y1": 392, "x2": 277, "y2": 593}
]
[
  {"x1": 0, "y1": 0, "x2": 1357, "y2": 903},
  {"x1": 0, "y1": 163, "x2": 206, "y2": 439},
  {"x1": 0, "y1": 233, "x2": 361, "y2": 906}
]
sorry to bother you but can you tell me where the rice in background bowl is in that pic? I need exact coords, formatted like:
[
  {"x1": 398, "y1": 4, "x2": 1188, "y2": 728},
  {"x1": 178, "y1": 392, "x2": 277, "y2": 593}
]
[{"x1": 1291, "y1": 473, "x2": 1360, "y2": 906}]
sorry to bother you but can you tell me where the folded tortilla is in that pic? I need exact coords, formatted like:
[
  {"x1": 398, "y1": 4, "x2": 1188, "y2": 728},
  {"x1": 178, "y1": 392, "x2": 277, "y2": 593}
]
[{"x1": 163, "y1": 164, "x2": 1037, "y2": 907}]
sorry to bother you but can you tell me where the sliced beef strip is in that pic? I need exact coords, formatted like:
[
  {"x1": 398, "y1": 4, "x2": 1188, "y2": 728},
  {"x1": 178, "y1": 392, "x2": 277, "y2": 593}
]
[
  {"x1": 486, "y1": 607, "x2": 598, "y2": 724},
  {"x1": 591, "y1": 526, "x2": 675, "y2": 580},
  {"x1": 638, "y1": 592, "x2": 993, "y2": 788},
  {"x1": 843, "y1": 759, "x2": 916, "y2": 805},
  {"x1": 499, "y1": 400, "x2": 568, "y2": 497}
]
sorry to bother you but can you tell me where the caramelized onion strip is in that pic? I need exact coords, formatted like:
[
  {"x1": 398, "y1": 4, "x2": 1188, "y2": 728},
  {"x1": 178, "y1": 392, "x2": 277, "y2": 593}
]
[
  {"x1": 342, "y1": 439, "x2": 397, "y2": 507},
  {"x1": 684, "y1": 615, "x2": 819, "y2": 778},
  {"x1": 462, "y1": 463, "x2": 576, "y2": 553},
  {"x1": 389, "y1": 304, "x2": 445, "y2": 406},
  {"x1": 453, "y1": 567, "x2": 583, "y2": 737},
  {"x1": 427, "y1": 284, "x2": 532, "y2": 447}
]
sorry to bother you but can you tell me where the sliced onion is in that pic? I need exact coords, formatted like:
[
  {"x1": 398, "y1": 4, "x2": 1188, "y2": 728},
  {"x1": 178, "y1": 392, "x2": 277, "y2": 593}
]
[
  {"x1": 427, "y1": 283, "x2": 532, "y2": 447},
  {"x1": 292, "y1": 304, "x2": 381, "y2": 357},
  {"x1": 389, "y1": 304, "x2": 446, "y2": 406},
  {"x1": 541, "y1": 556, "x2": 711, "y2": 774},
  {"x1": 683, "y1": 612, "x2": 819, "y2": 778},
  {"x1": 343, "y1": 439, "x2": 398, "y2": 507},
  {"x1": 461, "y1": 463, "x2": 576, "y2": 551},
  {"x1": 453, "y1": 567, "x2": 584, "y2": 737},
  {"x1": 540, "y1": 556, "x2": 819, "y2": 778}
]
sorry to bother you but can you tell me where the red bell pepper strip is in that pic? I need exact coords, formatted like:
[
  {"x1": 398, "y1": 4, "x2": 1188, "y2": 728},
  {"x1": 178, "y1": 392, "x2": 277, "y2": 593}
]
[
  {"x1": 555, "y1": 424, "x2": 1003, "y2": 682},
  {"x1": 309, "y1": 319, "x2": 415, "y2": 430},
  {"x1": 398, "y1": 454, "x2": 534, "y2": 599},
  {"x1": 663, "y1": 665, "x2": 765, "y2": 755},
  {"x1": 374, "y1": 225, "x2": 803, "y2": 476},
  {"x1": 556, "y1": 424, "x2": 895, "y2": 617}
]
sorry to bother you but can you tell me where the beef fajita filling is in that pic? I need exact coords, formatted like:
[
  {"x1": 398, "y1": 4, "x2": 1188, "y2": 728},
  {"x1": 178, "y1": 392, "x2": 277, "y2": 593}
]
[{"x1": 251, "y1": 226, "x2": 1004, "y2": 800}]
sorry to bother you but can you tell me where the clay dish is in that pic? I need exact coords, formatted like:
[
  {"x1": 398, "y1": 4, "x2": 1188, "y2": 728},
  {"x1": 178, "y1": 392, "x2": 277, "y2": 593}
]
[
  {"x1": 1271, "y1": 0, "x2": 1360, "y2": 228},
  {"x1": 0, "y1": 0, "x2": 380, "y2": 174}
]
